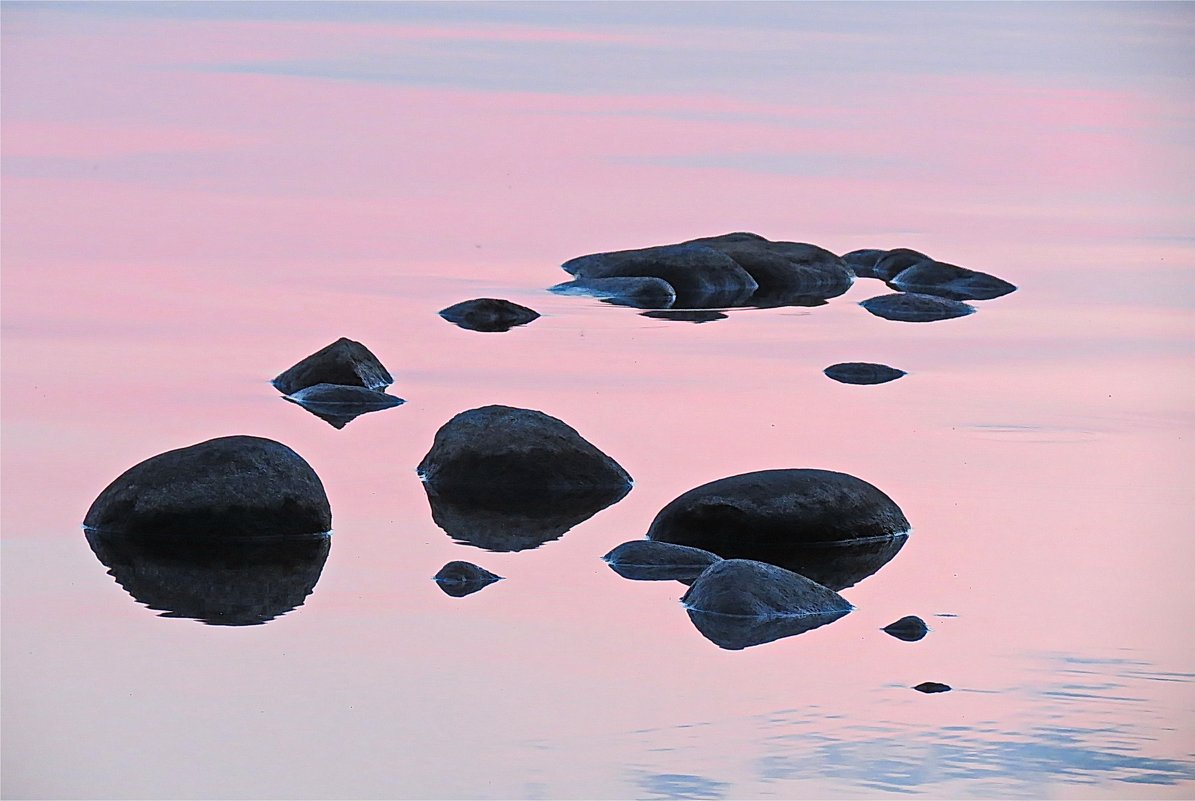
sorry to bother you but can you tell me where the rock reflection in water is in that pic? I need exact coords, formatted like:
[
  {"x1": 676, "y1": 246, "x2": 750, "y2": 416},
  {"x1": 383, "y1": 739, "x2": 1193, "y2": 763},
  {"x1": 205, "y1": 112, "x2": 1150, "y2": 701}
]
[
  {"x1": 776, "y1": 535, "x2": 907, "y2": 591},
  {"x1": 283, "y1": 383, "x2": 405, "y2": 429},
  {"x1": 686, "y1": 607, "x2": 850, "y2": 651},
  {"x1": 85, "y1": 529, "x2": 330, "y2": 626}
]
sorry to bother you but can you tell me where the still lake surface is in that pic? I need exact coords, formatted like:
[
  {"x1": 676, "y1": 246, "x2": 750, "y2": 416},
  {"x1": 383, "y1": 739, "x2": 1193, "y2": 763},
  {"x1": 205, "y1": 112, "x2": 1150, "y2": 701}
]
[{"x1": 3, "y1": 3, "x2": 1194, "y2": 798}]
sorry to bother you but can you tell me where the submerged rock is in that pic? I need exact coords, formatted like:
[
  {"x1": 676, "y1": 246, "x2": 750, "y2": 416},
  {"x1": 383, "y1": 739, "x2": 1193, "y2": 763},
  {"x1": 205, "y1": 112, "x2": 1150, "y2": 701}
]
[
  {"x1": 433, "y1": 560, "x2": 503, "y2": 597},
  {"x1": 602, "y1": 540, "x2": 722, "y2": 582},
  {"x1": 562, "y1": 243, "x2": 758, "y2": 308},
  {"x1": 889, "y1": 260, "x2": 1016, "y2": 301},
  {"x1": 640, "y1": 309, "x2": 728, "y2": 324},
  {"x1": 861, "y1": 292, "x2": 976, "y2": 322},
  {"x1": 272, "y1": 337, "x2": 392, "y2": 395},
  {"x1": 439, "y1": 298, "x2": 540, "y2": 332},
  {"x1": 84, "y1": 436, "x2": 331, "y2": 538},
  {"x1": 284, "y1": 383, "x2": 404, "y2": 429},
  {"x1": 872, "y1": 248, "x2": 932, "y2": 281},
  {"x1": 913, "y1": 681, "x2": 952, "y2": 694},
  {"x1": 840, "y1": 249, "x2": 889, "y2": 278},
  {"x1": 823, "y1": 362, "x2": 907, "y2": 385},
  {"x1": 883, "y1": 615, "x2": 929, "y2": 642},
  {"x1": 550, "y1": 277, "x2": 677, "y2": 309},
  {"x1": 86, "y1": 529, "x2": 330, "y2": 626}
]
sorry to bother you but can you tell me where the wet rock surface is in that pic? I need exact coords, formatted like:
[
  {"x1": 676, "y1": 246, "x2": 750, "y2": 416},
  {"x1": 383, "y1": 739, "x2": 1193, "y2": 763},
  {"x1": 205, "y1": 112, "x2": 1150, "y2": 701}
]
[
  {"x1": 272, "y1": 337, "x2": 393, "y2": 395},
  {"x1": 602, "y1": 540, "x2": 722, "y2": 582},
  {"x1": 824, "y1": 362, "x2": 907, "y2": 385},
  {"x1": 861, "y1": 292, "x2": 976, "y2": 322},
  {"x1": 284, "y1": 383, "x2": 405, "y2": 429},
  {"x1": 439, "y1": 298, "x2": 541, "y2": 332},
  {"x1": 889, "y1": 260, "x2": 1017, "y2": 301},
  {"x1": 433, "y1": 560, "x2": 503, "y2": 597},
  {"x1": 883, "y1": 615, "x2": 929, "y2": 641},
  {"x1": 84, "y1": 436, "x2": 332, "y2": 538}
]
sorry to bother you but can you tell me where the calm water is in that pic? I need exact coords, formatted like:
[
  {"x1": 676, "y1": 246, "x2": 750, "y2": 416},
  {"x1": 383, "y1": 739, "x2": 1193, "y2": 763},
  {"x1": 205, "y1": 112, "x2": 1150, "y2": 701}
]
[{"x1": 3, "y1": 3, "x2": 1194, "y2": 798}]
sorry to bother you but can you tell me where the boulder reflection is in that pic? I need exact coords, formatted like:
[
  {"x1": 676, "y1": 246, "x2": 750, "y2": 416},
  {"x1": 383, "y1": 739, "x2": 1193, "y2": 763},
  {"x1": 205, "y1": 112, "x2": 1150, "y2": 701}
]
[
  {"x1": 686, "y1": 607, "x2": 850, "y2": 651},
  {"x1": 773, "y1": 535, "x2": 907, "y2": 591},
  {"x1": 85, "y1": 529, "x2": 330, "y2": 626}
]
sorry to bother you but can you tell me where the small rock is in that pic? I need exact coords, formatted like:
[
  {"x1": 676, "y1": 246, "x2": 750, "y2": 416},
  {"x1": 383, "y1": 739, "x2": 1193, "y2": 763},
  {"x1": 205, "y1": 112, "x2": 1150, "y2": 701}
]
[
  {"x1": 889, "y1": 260, "x2": 1016, "y2": 301},
  {"x1": 433, "y1": 560, "x2": 503, "y2": 597},
  {"x1": 873, "y1": 248, "x2": 932, "y2": 280},
  {"x1": 438, "y1": 298, "x2": 540, "y2": 332},
  {"x1": 602, "y1": 540, "x2": 721, "y2": 581},
  {"x1": 913, "y1": 682, "x2": 952, "y2": 694},
  {"x1": 272, "y1": 337, "x2": 392, "y2": 396},
  {"x1": 824, "y1": 362, "x2": 906, "y2": 385},
  {"x1": 883, "y1": 615, "x2": 929, "y2": 642},
  {"x1": 860, "y1": 292, "x2": 975, "y2": 323},
  {"x1": 640, "y1": 309, "x2": 728, "y2": 324}
]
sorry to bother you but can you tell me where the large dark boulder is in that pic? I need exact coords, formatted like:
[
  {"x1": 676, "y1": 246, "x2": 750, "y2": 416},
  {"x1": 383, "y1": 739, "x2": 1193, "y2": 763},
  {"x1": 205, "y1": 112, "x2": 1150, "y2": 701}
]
[
  {"x1": 823, "y1": 362, "x2": 907, "y2": 385},
  {"x1": 272, "y1": 337, "x2": 392, "y2": 395},
  {"x1": 84, "y1": 436, "x2": 331, "y2": 538},
  {"x1": 683, "y1": 234, "x2": 854, "y2": 300},
  {"x1": 872, "y1": 248, "x2": 931, "y2": 280},
  {"x1": 438, "y1": 298, "x2": 540, "y2": 332},
  {"x1": 888, "y1": 260, "x2": 1016, "y2": 301},
  {"x1": 561, "y1": 243, "x2": 758, "y2": 308},
  {"x1": 85, "y1": 529, "x2": 330, "y2": 626},
  {"x1": 284, "y1": 383, "x2": 404, "y2": 429},
  {"x1": 860, "y1": 292, "x2": 976, "y2": 322},
  {"x1": 550, "y1": 277, "x2": 677, "y2": 310},
  {"x1": 602, "y1": 540, "x2": 722, "y2": 582},
  {"x1": 433, "y1": 560, "x2": 503, "y2": 597}
]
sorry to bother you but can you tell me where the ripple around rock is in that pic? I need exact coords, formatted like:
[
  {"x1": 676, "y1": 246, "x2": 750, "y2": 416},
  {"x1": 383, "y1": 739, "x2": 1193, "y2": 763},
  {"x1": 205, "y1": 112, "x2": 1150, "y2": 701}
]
[
  {"x1": 602, "y1": 540, "x2": 722, "y2": 582},
  {"x1": 824, "y1": 362, "x2": 907, "y2": 385},
  {"x1": 272, "y1": 337, "x2": 392, "y2": 395},
  {"x1": 860, "y1": 292, "x2": 976, "y2": 323},
  {"x1": 433, "y1": 560, "x2": 503, "y2": 597},
  {"x1": 888, "y1": 260, "x2": 1017, "y2": 301},
  {"x1": 883, "y1": 615, "x2": 929, "y2": 642},
  {"x1": 284, "y1": 383, "x2": 405, "y2": 429},
  {"x1": 438, "y1": 298, "x2": 540, "y2": 332}
]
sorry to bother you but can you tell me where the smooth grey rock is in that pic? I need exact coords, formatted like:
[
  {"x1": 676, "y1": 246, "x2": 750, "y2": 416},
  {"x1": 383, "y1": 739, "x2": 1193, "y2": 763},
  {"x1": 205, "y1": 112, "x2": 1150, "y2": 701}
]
[
  {"x1": 418, "y1": 405, "x2": 632, "y2": 507},
  {"x1": 872, "y1": 248, "x2": 931, "y2": 280},
  {"x1": 860, "y1": 292, "x2": 975, "y2": 322},
  {"x1": 439, "y1": 298, "x2": 540, "y2": 332},
  {"x1": 85, "y1": 529, "x2": 329, "y2": 626},
  {"x1": 683, "y1": 234, "x2": 854, "y2": 300},
  {"x1": 284, "y1": 383, "x2": 404, "y2": 429},
  {"x1": 433, "y1": 560, "x2": 503, "y2": 597},
  {"x1": 840, "y1": 249, "x2": 889, "y2": 278},
  {"x1": 913, "y1": 682, "x2": 952, "y2": 694},
  {"x1": 84, "y1": 436, "x2": 331, "y2": 538},
  {"x1": 889, "y1": 260, "x2": 1016, "y2": 301},
  {"x1": 272, "y1": 337, "x2": 392, "y2": 395},
  {"x1": 883, "y1": 615, "x2": 929, "y2": 642},
  {"x1": 561, "y1": 243, "x2": 758, "y2": 308},
  {"x1": 550, "y1": 277, "x2": 677, "y2": 309},
  {"x1": 824, "y1": 362, "x2": 907, "y2": 385},
  {"x1": 602, "y1": 540, "x2": 721, "y2": 582}
]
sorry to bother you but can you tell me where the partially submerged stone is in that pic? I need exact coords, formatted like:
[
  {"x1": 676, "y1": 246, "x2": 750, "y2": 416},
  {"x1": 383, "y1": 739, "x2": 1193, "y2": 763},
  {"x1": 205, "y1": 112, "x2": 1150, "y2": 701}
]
[
  {"x1": 84, "y1": 436, "x2": 331, "y2": 538},
  {"x1": 640, "y1": 309, "x2": 728, "y2": 324},
  {"x1": 824, "y1": 362, "x2": 907, "y2": 385},
  {"x1": 272, "y1": 337, "x2": 392, "y2": 395},
  {"x1": 561, "y1": 243, "x2": 758, "y2": 308},
  {"x1": 872, "y1": 248, "x2": 932, "y2": 281},
  {"x1": 550, "y1": 277, "x2": 677, "y2": 310},
  {"x1": 433, "y1": 560, "x2": 503, "y2": 597},
  {"x1": 439, "y1": 298, "x2": 540, "y2": 332},
  {"x1": 888, "y1": 260, "x2": 1016, "y2": 301},
  {"x1": 284, "y1": 383, "x2": 405, "y2": 429},
  {"x1": 883, "y1": 615, "x2": 929, "y2": 642},
  {"x1": 683, "y1": 234, "x2": 854, "y2": 300},
  {"x1": 861, "y1": 292, "x2": 976, "y2": 323},
  {"x1": 840, "y1": 249, "x2": 888, "y2": 278},
  {"x1": 913, "y1": 681, "x2": 952, "y2": 694},
  {"x1": 602, "y1": 540, "x2": 721, "y2": 582}
]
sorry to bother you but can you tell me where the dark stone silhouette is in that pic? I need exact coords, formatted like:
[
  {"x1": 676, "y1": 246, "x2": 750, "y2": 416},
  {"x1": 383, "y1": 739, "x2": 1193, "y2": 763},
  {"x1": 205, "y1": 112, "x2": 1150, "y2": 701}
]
[
  {"x1": 683, "y1": 233, "x2": 854, "y2": 300},
  {"x1": 272, "y1": 337, "x2": 392, "y2": 395},
  {"x1": 883, "y1": 615, "x2": 929, "y2": 642},
  {"x1": 418, "y1": 405, "x2": 631, "y2": 506},
  {"x1": 550, "y1": 277, "x2": 678, "y2": 309},
  {"x1": 824, "y1": 362, "x2": 907, "y2": 385},
  {"x1": 640, "y1": 309, "x2": 728, "y2": 323},
  {"x1": 85, "y1": 529, "x2": 330, "y2": 626},
  {"x1": 872, "y1": 248, "x2": 931, "y2": 281},
  {"x1": 561, "y1": 243, "x2": 759, "y2": 308},
  {"x1": 84, "y1": 436, "x2": 331, "y2": 538},
  {"x1": 283, "y1": 383, "x2": 404, "y2": 429},
  {"x1": 682, "y1": 559, "x2": 852, "y2": 649},
  {"x1": 913, "y1": 681, "x2": 952, "y2": 694},
  {"x1": 602, "y1": 540, "x2": 721, "y2": 581},
  {"x1": 433, "y1": 560, "x2": 503, "y2": 597},
  {"x1": 438, "y1": 298, "x2": 540, "y2": 332},
  {"x1": 840, "y1": 248, "x2": 888, "y2": 278},
  {"x1": 888, "y1": 260, "x2": 1017, "y2": 301},
  {"x1": 861, "y1": 292, "x2": 976, "y2": 322}
]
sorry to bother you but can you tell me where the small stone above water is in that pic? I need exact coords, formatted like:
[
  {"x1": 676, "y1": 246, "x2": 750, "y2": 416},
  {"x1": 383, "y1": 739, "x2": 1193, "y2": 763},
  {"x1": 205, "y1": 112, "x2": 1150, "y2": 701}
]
[
  {"x1": 273, "y1": 337, "x2": 392, "y2": 396},
  {"x1": 824, "y1": 362, "x2": 907, "y2": 385},
  {"x1": 439, "y1": 298, "x2": 540, "y2": 332},
  {"x1": 433, "y1": 560, "x2": 503, "y2": 597},
  {"x1": 861, "y1": 292, "x2": 976, "y2": 323},
  {"x1": 602, "y1": 540, "x2": 721, "y2": 582},
  {"x1": 889, "y1": 260, "x2": 1016, "y2": 301},
  {"x1": 883, "y1": 615, "x2": 929, "y2": 642},
  {"x1": 913, "y1": 681, "x2": 952, "y2": 694}
]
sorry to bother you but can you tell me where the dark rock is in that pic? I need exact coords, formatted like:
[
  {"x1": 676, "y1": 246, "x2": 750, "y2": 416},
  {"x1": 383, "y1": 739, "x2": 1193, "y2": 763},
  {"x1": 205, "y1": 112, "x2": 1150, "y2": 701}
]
[
  {"x1": 84, "y1": 436, "x2": 331, "y2": 538},
  {"x1": 745, "y1": 289, "x2": 830, "y2": 310},
  {"x1": 550, "y1": 277, "x2": 677, "y2": 309},
  {"x1": 824, "y1": 362, "x2": 907, "y2": 385},
  {"x1": 85, "y1": 529, "x2": 330, "y2": 626},
  {"x1": 873, "y1": 248, "x2": 932, "y2": 280},
  {"x1": 640, "y1": 309, "x2": 728, "y2": 324},
  {"x1": 602, "y1": 540, "x2": 721, "y2": 582},
  {"x1": 840, "y1": 249, "x2": 889, "y2": 278},
  {"x1": 284, "y1": 383, "x2": 404, "y2": 429},
  {"x1": 913, "y1": 682, "x2": 952, "y2": 694},
  {"x1": 860, "y1": 292, "x2": 975, "y2": 323},
  {"x1": 433, "y1": 560, "x2": 503, "y2": 597},
  {"x1": 883, "y1": 615, "x2": 929, "y2": 642},
  {"x1": 561, "y1": 243, "x2": 758, "y2": 308},
  {"x1": 888, "y1": 260, "x2": 1017, "y2": 301},
  {"x1": 683, "y1": 234, "x2": 854, "y2": 300},
  {"x1": 439, "y1": 298, "x2": 540, "y2": 332},
  {"x1": 272, "y1": 337, "x2": 392, "y2": 395},
  {"x1": 418, "y1": 405, "x2": 632, "y2": 506}
]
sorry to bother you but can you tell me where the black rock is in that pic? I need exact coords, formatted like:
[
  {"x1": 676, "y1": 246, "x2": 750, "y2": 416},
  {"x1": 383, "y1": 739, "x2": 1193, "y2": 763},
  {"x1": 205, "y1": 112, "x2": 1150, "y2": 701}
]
[
  {"x1": 824, "y1": 362, "x2": 907, "y2": 385},
  {"x1": 873, "y1": 248, "x2": 932, "y2": 280},
  {"x1": 602, "y1": 540, "x2": 721, "y2": 582},
  {"x1": 84, "y1": 436, "x2": 331, "y2": 538},
  {"x1": 550, "y1": 276, "x2": 677, "y2": 309},
  {"x1": 283, "y1": 383, "x2": 404, "y2": 429},
  {"x1": 439, "y1": 298, "x2": 540, "y2": 332},
  {"x1": 640, "y1": 309, "x2": 728, "y2": 324},
  {"x1": 860, "y1": 292, "x2": 976, "y2": 322},
  {"x1": 561, "y1": 243, "x2": 758, "y2": 308},
  {"x1": 883, "y1": 615, "x2": 929, "y2": 642},
  {"x1": 272, "y1": 337, "x2": 392, "y2": 396},
  {"x1": 86, "y1": 529, "x2": 330, "y2": 626},
  {"x1": 418, "y1": 405, "x2": 632, "y2": 506},
  {"x1": 433, "y1": 560, "x2": 503, "y2": 597},
  {"x1": 683, "y1": 234, "x2": 854, "y2": 300},
  {"x1": 913, "y1": 682, "x2": 952, "y2": 694},
  {"x1": 888, "y1": 260, "x2": 1017, "y2": 301},
  {"x1": 840, "y1": 249, "x2": 889, "y2": 278}
]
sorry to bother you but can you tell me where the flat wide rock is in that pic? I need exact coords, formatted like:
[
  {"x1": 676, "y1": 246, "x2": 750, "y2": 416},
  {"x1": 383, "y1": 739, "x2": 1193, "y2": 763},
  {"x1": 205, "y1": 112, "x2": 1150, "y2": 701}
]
[
  {"x1": 824, "y1": 362, "x2": 907, "y2": 385},
  {"x1": 439, "y1": 298, "x2": 540, "y2": 332},
  {"x1": 888, "y1": 260, "x2": 1016, "y2": 301},
  {"x1": 861, "y1": 292, "x2": 976, "y2": 323},
  {"x1": 602, "y1": 540, "x2": 722, "y2": 581},
  {"x1": 272, "y1": 337, "x2": 392, "y2": 395}
]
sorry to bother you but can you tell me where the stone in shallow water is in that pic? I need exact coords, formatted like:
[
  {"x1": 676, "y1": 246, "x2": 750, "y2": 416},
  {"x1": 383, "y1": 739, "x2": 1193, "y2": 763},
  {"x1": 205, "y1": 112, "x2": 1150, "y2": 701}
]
[
  {"x1": 840, "y1": 248, "x2": 889, "y2": 278},
  {"x1": 888, "y1": 260, "x2": 1016, "y2": 301},
  {"x1": 883, "y1": 615, "x2": 929, "y2": 642},
  {"x1": 860, "y1": 292, "x2": 976, "y2": 323},
  {"x1": 550, "y1": 276, "x2": 677, "y2": 309},
  {"x1": 823, "y1": 362, "x2": 907, "y2": 385},
  {"x1": 683, "y1": 234, "x2": 854, "y2": 300},
  {"x1": 284, "y1": 383, "x2": 404, "y2": 429},
  {"x1": 602, "y1": 540, "x2": 722, "y2": 582},
  {"x1": 913, "y1": 681, "x2": 952, "y2": 694},
  {"x1": 272, "y1": 337, "x2": 392, "y2": 395},
  {"x1": 433, "y1": 560, "x2": 503, "y2": 597},
  {"x1": 438, "y1": 298, "x2": 540, "y2": 332},
  {"x1": 84, "y1": 436, "x2": 331, "y2": 538},
  {"x1": 872, "y1": 248, "x2": 932, "y2": 280},
  {"x1": 561, "y1": 243, "x2": 759, "y2": 308},
  {"x1": 640, "y1": 309, "x2": 728, "y2": 324}
]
